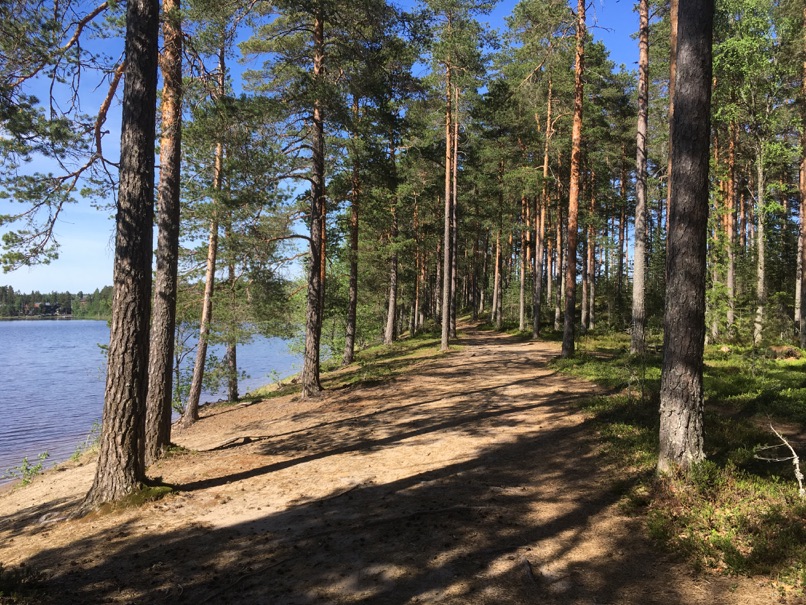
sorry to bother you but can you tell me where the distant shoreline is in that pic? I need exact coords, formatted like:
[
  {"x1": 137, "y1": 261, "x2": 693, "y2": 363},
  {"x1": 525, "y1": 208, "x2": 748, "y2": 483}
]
[{"x1": 0, "y1": 315, "x2": 109, "y2": 321}]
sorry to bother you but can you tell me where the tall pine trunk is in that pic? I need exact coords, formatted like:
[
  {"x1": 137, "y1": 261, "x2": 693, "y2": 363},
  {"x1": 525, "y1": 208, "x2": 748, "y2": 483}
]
[
  {"x1": 753, "y1": 146, "x2": 766, "y2": 346},
  {"x1": 658, "y1": 0, "x2": 713, "y2": 473},
  {"x1": 533, "y1": 81, "x2": 552, "y2": 337},
  {"x1": 82, "y1": 0, "x2": 158, "y2": 510},
  {"x1": 726, "y1": 121, "x2": 737, "y2": 331},
  {"x1": 301, "y1": 12, "x2": 326, "y2": 396},
  {"x1": 631, "y1": 0, "x2": 649, "y2": 354},
  {"x1": 518, "y1": 195, "x2": 529, "y2": 332},
  {"x1": 562, "y1": 0, "x2": 586, "y2": 358},
  {"x1": 181, "y1": 43, "x2": 226, "y2": 427},
  {"x1": 145, "y1": 0, "x2": 182, "y2": 467},
  {"x1": 799, "y1": 14, "x2": 806, "y2": 347},
  {"x1": 384, "y1": 206, "x2": 399, "y2": 345},
  {"x1": 225, "y1": 252, "x2": 238, "y2": 402},
  {"x1": 440, "y1": 64, "x2": 453, "y2": 351},
  {"x1": 450, "y1": 88, "x2": 459, "y2": 338},
  {"x1": 343, "y1": 154, "x2": 360, "y2": 361},
  {"x1": 491, "y1": 229, "x2": 502, "y2": 328},
  {"x1": 181, "y1": 198, "x2": 219, "y2": 427}
]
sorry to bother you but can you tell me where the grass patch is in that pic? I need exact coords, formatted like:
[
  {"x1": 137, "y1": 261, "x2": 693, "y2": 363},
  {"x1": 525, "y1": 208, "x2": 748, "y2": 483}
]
[
  {"x1": 248, "y1": 329, "x2": 450, "y2": 398},
  {"x1": 322, "y1": 331, "x2": 447, "y2": 391},
  {"x1": 555, "y1": 336, "x2": 806, "y2": 595}
]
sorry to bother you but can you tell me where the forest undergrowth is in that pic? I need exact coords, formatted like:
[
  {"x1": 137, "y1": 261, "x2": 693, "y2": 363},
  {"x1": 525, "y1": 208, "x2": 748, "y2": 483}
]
[{"x1": 553, "y1": 331, "x2": 806, "y2": 599}]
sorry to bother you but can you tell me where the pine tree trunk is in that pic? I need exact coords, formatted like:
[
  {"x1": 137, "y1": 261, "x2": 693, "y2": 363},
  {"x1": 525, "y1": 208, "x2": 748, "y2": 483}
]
[
  {"x1": 225, "y1": 258, "x2": 238, "y2": 403},
  {"x1": 440, "y1": 65, "x2": 453, "y2": 351},
  {"x1": 450, "y1": 90, "x2": 459, "y2": 339},
  {"x1": 617, "y1": 151, "x2": 627, "y2": 317},
  {"x1": 562, "y1": 0, "x2": 586, "y2": 358},
  {"x1": 554, "y1": 204, "x2": 563, "y2": 331},
  {"x1": 343, "y1": 101, "x2": 360, "y2": 364},
  {"x1": 384, "y1": 208, "x2": 398, "y2": 345},
  {"x1": 82, "y1": 0, "x2": 158, "y2": 510},
  {"x1": 492, "y1": 229, "x2": 501, "y2": 328},
  {"x1": 587, "y1": 184, "x2": 596, "y2": 331},
  {"x1": 631, "y1": 0, "x2": 649, "y2": 354},
  {"x1": 533, "y1": 83, "x2": 552, "y2": 337},
  {"x1": 518, "y1": 195, "x2": 529, "y2": 332},
  {"x1": 181, "y1": 41, "x2": 226, "y2": 426},
  {"x1": 658, "y1": 0, "x2": 713, "y2": 473},
  {"x1": 301, "y1": 12, "x2": 326, "y2": 397},
  {"x1": 181, "y1": 205, "x2": 219, "y2": 427},
  {"x1": 799, "y1": 16, "x2": 806, "y2": 348},
  {"x1": 726, "y1": 121, "x2": 737, "y2": 331},
  {"x1": 753, "y1": 147, "x2": 766, "y2": 346},
  {"x1": 145, "y1": 0, "x2": 181, "y2": 467},
  {"x1": 665, "y1": 0, "x2": 679, "y2": 234}
]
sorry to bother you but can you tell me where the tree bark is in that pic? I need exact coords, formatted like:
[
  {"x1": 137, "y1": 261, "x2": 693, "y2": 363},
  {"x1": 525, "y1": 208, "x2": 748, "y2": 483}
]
[
  {"x1": 440, "y1": 64, "x2": 453, "y2": 351},
  {"x1": 665, "y1": 0, "x2": 679, "y2": 235},
  {"x1": 343, "y1": 105, "x2": 360, "y2": 364},
  {"x1": 450, "y1": 87, "x2": 459, "y2": 339},
  {"x1": 753, "y1": 146, "x2": 766, "y2": 346},
  {"x1": 181, "y1": 40, "x2": 226, "y2": 427},
  {"x1": 384, "y1": 206, "x2": 399, "y2": 345},
  {"x1": 301, "y1": 11, "x2": 326, "y2": 396},
  {"x1": 82, "y1": 0, "x2": 158, "y2": 509},
  {"x1": 799, "y1": 11, "x2": 806, "y2": 348},
  {"x1": 491, "y1": 229, "x2": 502, "y2": 328},
  {"x1": 587, "y1": 177, "x2": 596, "y2": 331},
  {"x1": 631, "y1": 0, "x2": 649, "y2": 354},
  {"x1": 520, "y1": 194, "x2": 528, "y2": 331},
  {"x1": 562, "y1": 0, "x2": 586, "y2": 358},
  {"x1": 533, "y1": 82, "x2": 552, "y2": 337},
  {"x1": 181, "y1": 201, "x2": 219, "y2": 427},
  {"x1": 225, "y1": 252, "x2": 238, "y2": 402},
  {"x1": 658, "y1": 0, "x2": 713, "y2": 473},
  {"x1": 726, "y1": 120, "x2": 736, "y2": 332},
  {"x1": 145, "y1": 0, "x2": 182, "y2": 467}
]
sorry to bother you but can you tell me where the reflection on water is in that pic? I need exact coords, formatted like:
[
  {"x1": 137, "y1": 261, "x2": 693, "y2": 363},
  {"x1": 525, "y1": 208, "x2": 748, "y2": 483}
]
[{"x1": 0, "y1": 320, "x2": 299, "y2": 481}]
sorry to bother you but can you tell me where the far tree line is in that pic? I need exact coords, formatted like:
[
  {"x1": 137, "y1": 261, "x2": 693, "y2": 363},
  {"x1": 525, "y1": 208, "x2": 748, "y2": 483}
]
[
  {"x1": 0, "y1": 285, "x2": 114, "y2": 318},
  {"x1": 0, "y1": 0, "x2": 803, "y2": 511}
]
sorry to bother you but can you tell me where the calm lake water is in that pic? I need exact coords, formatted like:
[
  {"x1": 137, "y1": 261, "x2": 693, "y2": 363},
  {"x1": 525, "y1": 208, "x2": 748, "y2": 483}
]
[{"x1": 0, "y1": 320, "x2": 300, "y2": 482}]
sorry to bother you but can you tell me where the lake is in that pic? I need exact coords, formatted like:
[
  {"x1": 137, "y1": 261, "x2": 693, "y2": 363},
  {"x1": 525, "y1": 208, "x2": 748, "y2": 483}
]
[{"x1": 0, "y1": 319, "x2": 300, "y2": 482}]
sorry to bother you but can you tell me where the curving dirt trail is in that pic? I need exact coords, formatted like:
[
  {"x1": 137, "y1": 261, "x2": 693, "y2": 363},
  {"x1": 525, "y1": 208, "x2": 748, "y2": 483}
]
[{"x1": 0, "y1": 328, "x2": 778, "y2": 604}]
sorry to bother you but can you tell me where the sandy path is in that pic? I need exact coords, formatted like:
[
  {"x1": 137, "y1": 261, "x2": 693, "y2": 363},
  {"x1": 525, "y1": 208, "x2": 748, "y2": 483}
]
[{"x1": 0, "y1": 328, "x2": 777, "y2": 604}]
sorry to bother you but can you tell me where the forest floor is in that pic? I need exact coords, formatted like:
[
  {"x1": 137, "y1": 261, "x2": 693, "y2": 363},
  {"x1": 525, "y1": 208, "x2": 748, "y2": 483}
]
[{"x1": 0, "y1": 325, "x2": 788, "y2": 604}]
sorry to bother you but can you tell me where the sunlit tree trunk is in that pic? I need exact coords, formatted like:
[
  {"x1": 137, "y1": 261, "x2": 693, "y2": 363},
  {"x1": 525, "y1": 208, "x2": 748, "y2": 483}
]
[
  {"x1": 81, "y1": 0, "x2": 158, "y2": 509},
  {"x1": 181, "y1": 42, "x2": 226, "y2": 427},
  {"x1": 440, "y1": 63, "x2": 453, "y2": 351},
  {"x1": 225, "y1": 249, "x2": 238, "y2": 402},
  {"x1": 658, "y1": 0, "x2": 714, "y2": 473},
  {"x1": 726, "y1": 121, "x2": 737, "y2": 331},
  {"x1": 384, "y1": 205, "x2": 399, "y2": 345},
  {"x1": 753, "y1": 146, "x2": 766, "y2": 346},
  {"x1": 491, "y1": 229, "x2": 501, "y2": 328},
  {"x1": 343, "y1": 100, "x2": 360, "y2": 364},
  {"x1": 587, "y1": 178, "x2": 596, "y2": 331},
  {"x1": 533, "y1": 81, "x2": 552, "y2": 337},
  {"x1": 301, "y1": 11, "x2": 326, "y2": 396},
  {"x1": 631, "y1": 0, "x2": 649, "y2": 354},
  {"x1": 799, "y1": 13, "x2": 806, "y2": 348},
  {"x1": 181, "y1": 198, "x2": 219, "y2": 427},
  {"x1": 145, "y1": 0, "x2": 182, "y2": 467},
  {"x1": 665, "y1": 0, "x2": 679, "y2": 234},
  {"x1": 450, "y1": 87, "x2": 460, "y2": 338},
  {"x1": 518, "y1": 195, "x2": 529, "y2": 332},
  {"x1": 562, "y1": 0, "x2": 586, "y2": 358}
]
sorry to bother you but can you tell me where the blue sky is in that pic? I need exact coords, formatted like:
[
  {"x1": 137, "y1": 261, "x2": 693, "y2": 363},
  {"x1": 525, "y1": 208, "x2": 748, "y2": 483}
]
[{"x1": 1, "y1": 0, "x2": 641, "y2": 295}]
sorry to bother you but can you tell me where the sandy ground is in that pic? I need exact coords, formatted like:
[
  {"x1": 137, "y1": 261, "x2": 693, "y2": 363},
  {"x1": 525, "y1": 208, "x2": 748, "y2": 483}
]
[{"x1": 0, "y1": 327, "x2": 785, "y2": 604}]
